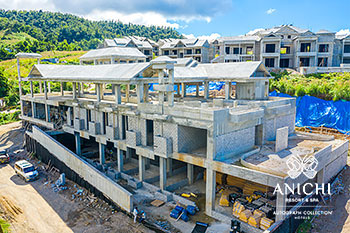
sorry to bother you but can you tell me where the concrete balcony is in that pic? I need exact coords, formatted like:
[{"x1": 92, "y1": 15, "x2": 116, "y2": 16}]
[
  {"x1": 74, "y1": 118, "x2": 85, "y2": 131},
  {"x1": 88, "y1": 121, "x2": 101, "y2": 135},
  {"x1": 261, "y1": 52, "x2": 280, "y2": 57},
  {"x1": 154, "y1": 135, "x2": 173, "y2": 158},
  {"x1": 106, "y1": 125, "x2": 118, "y2": 140},
  {"x1": 126, "y1": 130, "x2": 141, "y2": 147},
  {"x1": 296, "y1": 51, "x2": 317, "y2": 57}
]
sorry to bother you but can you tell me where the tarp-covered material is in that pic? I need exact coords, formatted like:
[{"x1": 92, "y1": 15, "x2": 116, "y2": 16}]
[{"x1": 270, "y1": 91, "x2": 350, "y2": 135}]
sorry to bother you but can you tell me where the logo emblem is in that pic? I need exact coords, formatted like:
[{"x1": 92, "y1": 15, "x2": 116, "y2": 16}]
[{"x1": 286, "y1": 154, "x2": 318, "y2": 179}]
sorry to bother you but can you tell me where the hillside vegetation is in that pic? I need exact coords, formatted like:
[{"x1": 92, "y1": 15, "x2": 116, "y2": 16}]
[
  {"x1": 270, "y1": 71, "x2": 350, "y2": 101},
  {"x1": 0, "y1": 51, "x2": 84, "y2": 107},
  {"x1": 0, "y1": 9, "x2": 182, "y2": 61}
]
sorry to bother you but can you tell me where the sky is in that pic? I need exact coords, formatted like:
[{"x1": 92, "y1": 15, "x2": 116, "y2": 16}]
[{"x1": 1, "y1": 0, "x2": 350, "y2": 40}]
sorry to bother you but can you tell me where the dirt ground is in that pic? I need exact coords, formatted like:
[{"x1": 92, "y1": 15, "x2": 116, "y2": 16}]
[{"x1": 0, "y1": 121, "x2": 154, "y2": 233}]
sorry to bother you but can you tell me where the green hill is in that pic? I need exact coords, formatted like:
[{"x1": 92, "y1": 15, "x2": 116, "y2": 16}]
[{"x1": 0, "y1": 9, "x2": 182, "y2": 61}]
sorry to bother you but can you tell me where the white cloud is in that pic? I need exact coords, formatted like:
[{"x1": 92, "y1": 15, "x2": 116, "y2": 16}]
[
  {"x1": 0, "y1": 0, "x2": 55, "y2": 11},
  {"x1": 0, "y1": 0, "x2": 230, "y2": 28},
  {"x1": 183, "y1": 33, "x2": 220, "y2": 41},
  {"x1": 246, "y1": 28, "x2": 264, "y2": 35},
  {"x1": 266, "y1": 8, "x2": 276, "y2": 15},
  {"x1": 336, "y1": 29, "x2": 350, "y2": 36},
  {"x1": 84, "y1": 10, "x2": 180, "y2": 29}
]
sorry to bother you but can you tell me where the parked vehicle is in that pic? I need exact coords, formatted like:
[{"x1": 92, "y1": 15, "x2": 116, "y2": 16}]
[
  {"x1": 14, "y1": 160, "x2": 38, "y2": 181},
  {"x1": 0, "y1": 150, "x2": 9, "y2": 164}
]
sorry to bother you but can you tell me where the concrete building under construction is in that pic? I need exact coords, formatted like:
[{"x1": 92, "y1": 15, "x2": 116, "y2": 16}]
[{"x1": 19, "y1": 53, "x2": 348, "y2": 232}]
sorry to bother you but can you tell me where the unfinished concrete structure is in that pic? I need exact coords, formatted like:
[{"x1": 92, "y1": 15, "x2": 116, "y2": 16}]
[
  {"x1": 20, "y1": 54, "x2": 348, "y2": 232},
  {"x1": 101, "y1": 36, "x2": 155, "y2": 61},
  {"x1": 213, "y1": 25, "x2": 350, "y2": 74},
  {"x1": 79, "y1": 47, "x2": 147, "y2": 65},
  {"x1": 159, "y1": 38, "x2": 211, "y2": 63}
]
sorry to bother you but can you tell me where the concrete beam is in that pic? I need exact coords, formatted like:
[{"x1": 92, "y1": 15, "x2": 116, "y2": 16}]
[
  {"x1": 99, "y1": 143, "x2": 105, "y2": 165},
  {"x1": 159, "y1": 157, "x2": 167, "y2": 190}
]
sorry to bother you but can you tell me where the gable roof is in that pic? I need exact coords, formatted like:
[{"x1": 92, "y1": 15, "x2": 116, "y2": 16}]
[
  {"x1": 174, "y1": 61, "x2": 271, "y2": 81},
  {"x1": 79, "y1": 47, "x2": 147, "y2": 60},
  {"x1": 27, "y1": 63, "x2": 150, "y2": 83},
  {"x1": 160, "y1": 38, "x2": 209, "y2": 49}
]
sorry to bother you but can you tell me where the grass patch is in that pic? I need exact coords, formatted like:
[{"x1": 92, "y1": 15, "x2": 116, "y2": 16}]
[
  {"x1": 0, "y1": 218, "x2": 10, "y2": 233},
  {"x1": 0, "y1": 110, "x2": 20, "y2": 126}
]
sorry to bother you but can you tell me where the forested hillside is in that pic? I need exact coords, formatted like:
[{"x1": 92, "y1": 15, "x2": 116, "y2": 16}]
[{"x1": 0, "y1": 9, "x2": 182, "y2": 60}]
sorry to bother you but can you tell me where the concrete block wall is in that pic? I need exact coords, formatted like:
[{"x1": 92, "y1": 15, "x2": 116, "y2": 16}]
[
  {"x1": 215, "y1": 126, "x2": 255, "y2": 159},
  {"x1": 154, "y1": 135, "x2": 173, "y2": 157},
  {"x1": 177, "y1": 125, "x2": 207, "y2": 153},
  {"x1": 324, "y1": 142, "x2": 349, "y2": 183},
  {"x1": 264, "y1": 114, "x2": 295, "y2": 141}
]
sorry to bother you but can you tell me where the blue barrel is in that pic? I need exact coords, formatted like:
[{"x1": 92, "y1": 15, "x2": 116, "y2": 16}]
[
  {"x1": 181, "y1": 212, "x2": 189, "y2": 222},
  {"x1": 186, "y1": 205, "x2": 196, "y2": 215},
  {"x1": 175, "y1": 205, "x2": 184, "y2": 212},
  {"x1": 170, "y1": 209, "x2": 180, "y2": 219}
]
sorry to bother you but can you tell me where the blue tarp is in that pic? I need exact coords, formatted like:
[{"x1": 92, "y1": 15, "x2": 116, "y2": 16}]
[
  {"x1": 149, "y1": 82, "x2": 227, "y2": 93},
  {"x1": 269, "y1": 90, "x2": 350, "y2": 135}
]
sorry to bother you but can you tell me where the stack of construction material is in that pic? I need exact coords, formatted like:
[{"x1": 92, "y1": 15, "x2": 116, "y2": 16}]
[
  {"x1": 232, "y1": 201, "x2": 245, "y2": 218},
  {"x1": 239, "y1": 209, "x2": 252, "y2": 223},
  {"x1": 248, "y1": 209, "x2": 266, "y2": 228},
  {"x1": 219, "y1": 190, "x2": 230, "y2": 207},
  {"x1": 260, "y1": 217, "x2": 274, "y2": 230}
]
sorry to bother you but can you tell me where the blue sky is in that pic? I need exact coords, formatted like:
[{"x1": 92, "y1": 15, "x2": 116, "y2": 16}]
[{"x1": 1, "y1": 0, "x2": 349, "y2": 39}]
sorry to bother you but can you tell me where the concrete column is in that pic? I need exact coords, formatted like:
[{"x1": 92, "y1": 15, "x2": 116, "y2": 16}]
[
  {"x1": 181, "y1": 83, "x2": 186, "y2": 98},
  {"x1": 39, "y1": 81, "x2": 43, "y2": 93},
  {"x1": 187, "y1": 164, "x2": 194, "y2": 184},
  {"x1": 196, "y1": 84, "x2": 199, "y2": 97},
  {"x1": 77, "y1": 83, "x2": 81, "y2": 97},
  {"x1": 276, "y1": 190, "x2": 286, "y2": 222},
  {"x1": 31, "y1": 102, "x2": 35, "y2": 118},
  {"x1": 60, "y1": 82, "x2": 64, "y2": 96},
  {"x1": 177, "y1": 84, "x2": 180, "y2": 95},
  {"x1": 125, "y1": 85, "x2": 130, "y2": 102},
  {"x1": 99, "y1": 143, "x2": 105, "y2": 165},
  {"x1": 158, "y1": 70, "x2": 164, "y2": 105},
  {"x1": 167, "y1": 158, "x2": 173, "y2": 176},
  {"x1": 45, "y1": 104, "x2": 49, "y2": 122},
  {"x1": 225, "y1": 81, "x2": 231, "y2": 100},
  {"x1": 72, "y1": 82, "x2": 77, "y2": 99},
  {"x1": 96, "y1": 83, "x2": 103, "y2": 102},
  {"x1": 94, "y1": 60, "x2": 97, "y2": 65},
  {"x1": 143, "y1": 84, "x2": 149, "y2": 102},
  {"x1": 115, "y1": 84, "x2": 121, "y2": 104},
  {"x1": 205, "y1": 169, "x2": 216, "y2": 215},
  {"x1": 139, "y1": 155, "x2": 146, "y2": 181},
  {"x1": 159, "y1": 157, "x2": 167, "y2": 190},
  {"x1": 136, "y1": 84, "x2": 144, "y2": 104},
  {"x1": 30, "y1": 81, "x2": 34, "y2": 97},
  {"x1": 204, "y1": 81, "x2": 209, "y2": 99},
  {"x1": 48, "y1": 82, "x2": 51, "y2": 93},
  {"x1": 44, "y1": 81, "x2": 48, "y2": 100},
  {"x1": 168, "y1": 69, "x2": 174, "y2": 106},
  {"x1": 117, "y1": 149, "x2": 123, "y2": 172},
  {"x1": 75, "y1": 132, "x2": 81, "y2": 156},
  {"x1": 111, "y1": 84, "x2": 115, "y2": 94}
]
